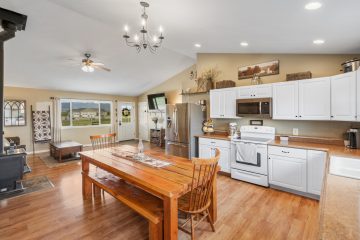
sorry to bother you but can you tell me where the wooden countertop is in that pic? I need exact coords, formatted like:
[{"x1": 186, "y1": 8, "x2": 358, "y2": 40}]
[
  {"x1": 196, "y1": 134, "x2": 231, "y2": 141},
  {"x1": 269, "y1": 139, "x2": 360, "y2": 240}
]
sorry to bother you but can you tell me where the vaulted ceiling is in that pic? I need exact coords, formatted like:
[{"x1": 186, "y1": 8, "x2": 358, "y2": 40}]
[{"x1": 1, "y1": 0, "x2": 360, "y2": 96}]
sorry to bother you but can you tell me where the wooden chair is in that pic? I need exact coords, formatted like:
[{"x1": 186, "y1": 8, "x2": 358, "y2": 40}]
[
  {"x1": 178, "y1": 149, "x2": 220, "y2": 240},
  {"x1": 89, "y1": 133, "x2": 117, "y2": 196},
  {"x1": 90, "y1": 133, "x2": 117, "y2": 150}
]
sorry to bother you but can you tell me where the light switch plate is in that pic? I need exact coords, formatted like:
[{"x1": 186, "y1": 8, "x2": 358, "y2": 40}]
[{"x1": 293, "y1": 128, "x2": 299, "y2": 136}]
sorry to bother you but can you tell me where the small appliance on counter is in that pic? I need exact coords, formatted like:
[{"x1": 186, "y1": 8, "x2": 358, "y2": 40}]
[
  {"x1": 347, "y1": 128, "x2": 360, "y2": 149},
  {"x1": 228, "y1": 122, "x2": 238, "y2": 139}
]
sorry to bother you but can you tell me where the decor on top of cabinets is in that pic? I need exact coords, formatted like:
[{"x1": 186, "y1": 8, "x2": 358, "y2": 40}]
[
  {"x1": 196, "y1": 68, "x2": 221, "y2": 92},
  {"x1": 238, "y1": 60, "x2": 279, "y2": 80},
  {"x1": 216, "y1": 80, "x2": 236, "y2": 89},
  {"x1": 251, "y1": 74, "x2": 262, "y2": 85},
  {"x1": 4, "y1": 100, "x2": 26, "y2": 127},
  {"x1": 286, "y1": 71, "x2": 312, "y2": 81}
]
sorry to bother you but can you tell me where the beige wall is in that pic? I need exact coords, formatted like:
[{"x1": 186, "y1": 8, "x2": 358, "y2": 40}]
[
  {"x1": 137, "y1": 53, "x2": 360, "y2": 139},
  {"x1": 4, "y1": 87, "x2": 137, "y2": 152}
]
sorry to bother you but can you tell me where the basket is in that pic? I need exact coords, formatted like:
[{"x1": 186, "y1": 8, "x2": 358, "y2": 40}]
[
  {"x1": 216, "y1": 80, "x2": 236, "y2": 89},
  {"x1": 286, "y1": 71, "x2": 312, "y2": 81}
]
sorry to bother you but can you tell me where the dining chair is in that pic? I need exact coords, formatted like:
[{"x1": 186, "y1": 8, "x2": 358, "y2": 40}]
[
  {"x1": 89, "y1": 133, "x2": 117, "y2": 197},
  {"x1": 90, "y1": 133, "x2": 117, "y2": 150},
  {"x1": 178, "y1": 149, "x2": 220, "y2": 240}
]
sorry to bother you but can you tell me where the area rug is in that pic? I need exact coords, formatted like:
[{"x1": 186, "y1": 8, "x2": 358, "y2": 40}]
[
  {"x1": 0, "y1": 176, "x2": 54, "y2": 201},
  {"x1": 38, "y1": 153, "x2": 81, "y2": 168}
]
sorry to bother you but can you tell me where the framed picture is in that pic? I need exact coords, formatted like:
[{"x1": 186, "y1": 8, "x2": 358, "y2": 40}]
[
  {"x1": 4, "y1": 99, "x2": 26, "y2": 127},
  {"x1": 238, "y1": 60, "x2": 279, "y2": 80}
]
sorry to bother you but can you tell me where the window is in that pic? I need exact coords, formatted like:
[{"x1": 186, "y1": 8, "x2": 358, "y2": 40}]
[
  {"x1": 4, "y1": 100, "x2": 26, "y2": 127},
  {"x1": 61, "y1": 99, "x2": 112, "y2": 127}
]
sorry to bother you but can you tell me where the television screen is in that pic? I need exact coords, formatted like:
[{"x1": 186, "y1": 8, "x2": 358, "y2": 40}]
[{"x1": 147, "y1": 93, "x2": 167, "y2": 110}]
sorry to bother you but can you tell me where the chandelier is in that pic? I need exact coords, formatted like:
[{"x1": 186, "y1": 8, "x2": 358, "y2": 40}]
[{"x1": 123, "y1": 2, "x2": 164, "y2": 53}]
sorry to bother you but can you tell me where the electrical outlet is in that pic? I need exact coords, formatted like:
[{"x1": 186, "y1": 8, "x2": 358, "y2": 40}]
[{"x1": 293, "y1": 128, "x2": 299, "y2": 136}]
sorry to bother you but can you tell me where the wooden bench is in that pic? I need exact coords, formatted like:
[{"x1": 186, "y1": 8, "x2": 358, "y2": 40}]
[{"x1": 86, "y1": 173, "x2": 163, "y2": 240}]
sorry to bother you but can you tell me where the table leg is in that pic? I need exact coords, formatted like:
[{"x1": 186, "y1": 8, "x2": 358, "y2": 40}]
[
  {"x1": 82, "y1": 157, "x2": 92, "y2": 200},
  {"x1": 58, "y1": 149, "x2": 62, "y2": 162},
  {"x1": 209, "y1": 174, "x2": 218, "y2": 222},
  {"x1": 163, "y1": 196, "x2": 178, "y2": 240}
]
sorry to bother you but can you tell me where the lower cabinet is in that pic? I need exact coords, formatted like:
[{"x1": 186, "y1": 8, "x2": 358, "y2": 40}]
[
  {"x1": 269, "y1": 155, "x2": 307, "y2": 192},
  {"x1": 268, "y1": 146, "x2": 326, "y2": 197},
  {"x1": 199, "y1": 138, "x2": 231, "y2": 173}
]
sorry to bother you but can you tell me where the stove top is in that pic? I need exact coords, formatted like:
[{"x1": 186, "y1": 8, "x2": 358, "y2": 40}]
[{"x1": 231, "y1": 136, "x2": 273, "y2": 144}]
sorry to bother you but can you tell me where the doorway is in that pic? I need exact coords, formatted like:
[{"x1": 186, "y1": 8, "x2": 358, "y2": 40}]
[{"x1": 117, "y1": 102, "x2": 136, "y2": 141}]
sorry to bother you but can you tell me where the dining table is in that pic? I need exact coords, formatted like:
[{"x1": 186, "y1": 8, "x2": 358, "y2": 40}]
[{"x1": 80, "y1": 145, "x2": 218, "y2": 240}]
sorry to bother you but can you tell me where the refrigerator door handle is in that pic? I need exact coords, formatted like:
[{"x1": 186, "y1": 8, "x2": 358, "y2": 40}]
[{"x1": 174, "y1": 107, "x2": 178, "y2": 137}]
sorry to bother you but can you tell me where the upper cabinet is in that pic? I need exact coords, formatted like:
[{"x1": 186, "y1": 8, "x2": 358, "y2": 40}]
[
  {"x1": 272, "y1": 81, "x2": 299, "y2": 120},
  {"x1": 237, "y1": 84, "x2": 272, "y2": 99},
  {"x1": 298, "y1": 77, "x2": 331, "y2": 120},
  {"x1": 210, "y1": 88, "x2": 237, "y2": 118},
  {"x1": 330, "y1": 72, "x2": 356, "y2": 121}
]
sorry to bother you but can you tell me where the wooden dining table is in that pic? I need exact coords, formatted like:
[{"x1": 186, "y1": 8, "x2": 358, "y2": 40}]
[{"x1": 80, "y1": 145, "x2": 218, "y2": 240}]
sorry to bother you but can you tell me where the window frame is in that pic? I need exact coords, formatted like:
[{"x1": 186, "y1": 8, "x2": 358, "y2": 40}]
[
  {"x1": 3, "y1": 99, "x2": 26, "y2": 127},
  {"x1": 60, "y1": 99, "x2": 112, "y2": 128}
]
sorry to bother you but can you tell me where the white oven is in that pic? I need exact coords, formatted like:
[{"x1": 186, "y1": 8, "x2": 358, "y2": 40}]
[{"x1": 230, "y1": 126, "x2": 275, "y2": 187}]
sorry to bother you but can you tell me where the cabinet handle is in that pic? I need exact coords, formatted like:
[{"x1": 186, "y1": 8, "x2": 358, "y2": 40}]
[{"x1": 295, "y1": 115, "x2": 298, "y2": 118}]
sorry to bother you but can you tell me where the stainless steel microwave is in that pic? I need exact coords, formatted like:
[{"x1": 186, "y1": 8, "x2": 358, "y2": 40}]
[{"x1": 236, "y1": 98, "x2": 272, "y2": 118}]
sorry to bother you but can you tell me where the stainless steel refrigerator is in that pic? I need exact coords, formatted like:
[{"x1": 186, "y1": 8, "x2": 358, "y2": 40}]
[{"x1": 165, "y1": 103, "x2": 205, "y2": 159}]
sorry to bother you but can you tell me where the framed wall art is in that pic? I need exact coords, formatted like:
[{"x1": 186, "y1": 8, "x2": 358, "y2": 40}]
[{"x1": 238, "y1": 60, "x2": 280, "y2": 80}]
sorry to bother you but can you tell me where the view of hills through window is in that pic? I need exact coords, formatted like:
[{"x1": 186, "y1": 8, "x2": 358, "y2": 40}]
[{"x1": 61, "y1": 100, "x2": 111, "y2": 127}]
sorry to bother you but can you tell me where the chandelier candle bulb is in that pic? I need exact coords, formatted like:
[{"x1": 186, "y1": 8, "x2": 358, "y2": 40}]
[{"x1": 124, "y1": 25, "x2": 129, "y2": 33}]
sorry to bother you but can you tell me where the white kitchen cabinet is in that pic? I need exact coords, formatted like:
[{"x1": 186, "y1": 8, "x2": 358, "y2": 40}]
[
  {"x1": 199, "y1": 138, "x2": 231, "y2": 173},
  {"x1": 210, "y1": 88, "x2": 237, "y2": 118},
  {"x1": 209, "y1": 90, "x2": 222, "y2": 118},
  {"x1": 330, "y1": 72, "x2": 356, "y2": 121},
  {"x1": 272, "y1": 81, "x2": 299, "y2": 120},
  {"x1": 307, "y1": 150, "x2": 326, "y2": 195},
  {"x1": 357, "y1": 68, "x2": 360, "y2": 120},
  {"x1": 268, "y1": 154, "x2": 307, "y2": 192},
  {"x1": 298, "y1": 77, "x2": 331, "y2": 120},
  {"x1": 236, "y1": 84, "x2": 272, "y2": 99}
]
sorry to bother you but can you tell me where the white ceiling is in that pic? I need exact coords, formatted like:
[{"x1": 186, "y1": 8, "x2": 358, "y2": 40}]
[{"x1": 1, "y1": 0, "x2": 360, "y2": 96}]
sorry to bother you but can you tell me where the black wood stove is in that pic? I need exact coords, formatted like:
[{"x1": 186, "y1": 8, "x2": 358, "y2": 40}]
[{"x1": 0, "y1": 8, "x2": 27, "y2": 193}]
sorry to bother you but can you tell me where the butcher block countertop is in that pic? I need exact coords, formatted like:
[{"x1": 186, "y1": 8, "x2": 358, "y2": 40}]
[
  {"x1": 196, "y1": 133, "x2": 230, "y2": 141},
  {"x1": 269, "y1": 140, "x2": 360, "y2": 240}
]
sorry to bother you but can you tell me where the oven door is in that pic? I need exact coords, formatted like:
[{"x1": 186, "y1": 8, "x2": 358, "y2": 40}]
[
  {"x1": 236, "y1": 98, "x2": 272, "y2": 118},
  {"x1": 231, "y1": 142, "x2": 268, "y2": 175}
]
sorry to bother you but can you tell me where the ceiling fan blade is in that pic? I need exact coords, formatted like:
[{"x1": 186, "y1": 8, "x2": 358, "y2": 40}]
[
  {"x1": 93, "y1": 65, "x2": 111, "y2": 72},
  {"x1": 92, "y1": 62, "x2": 105, "y2": 66}
]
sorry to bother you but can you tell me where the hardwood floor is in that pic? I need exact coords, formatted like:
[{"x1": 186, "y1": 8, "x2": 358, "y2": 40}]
[{"x1": 0, "y1": 141, "x2": 319, "y2": 240}]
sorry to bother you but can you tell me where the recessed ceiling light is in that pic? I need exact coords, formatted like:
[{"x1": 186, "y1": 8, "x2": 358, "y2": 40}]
[
  {"x1": 240, "y1": 42, "x2": 249, "y2": 47},
  {"x1": 313, "y1": 39, "x2": 325, "y2": 45},
  {"x1": 305, "y1": 2, "x2": 322, "y2": 10},
  {"x1": 194, "y1": 43, "x2": 202, "y2": 48}
]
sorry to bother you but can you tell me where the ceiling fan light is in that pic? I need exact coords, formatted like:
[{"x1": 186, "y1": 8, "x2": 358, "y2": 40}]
[{"x1": 82, "y1": 65, "x2": 94, "y2": 73}]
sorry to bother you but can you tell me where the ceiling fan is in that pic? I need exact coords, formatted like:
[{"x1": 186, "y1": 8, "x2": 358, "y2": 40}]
[{"x1": 81, "y1": 53, "x2": 111, "y2": 73}]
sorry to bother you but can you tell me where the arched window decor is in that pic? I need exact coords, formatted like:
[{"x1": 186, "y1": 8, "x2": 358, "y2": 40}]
[{"x1": 4, "y1": 100, "x2": 26, "y2": 126}]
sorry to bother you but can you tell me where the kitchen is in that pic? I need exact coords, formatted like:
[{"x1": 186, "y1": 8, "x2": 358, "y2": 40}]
[{"x1": 144, "y1": 56, "x2": 360, "y2": 239}]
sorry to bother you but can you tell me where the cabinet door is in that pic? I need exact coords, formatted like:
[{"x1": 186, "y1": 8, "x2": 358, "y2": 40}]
[
  {"x1": 210, "y1": 90, "x2": 223, "y2": 118},
  {"x1": 307, "y1": 150, "x2": 326, "y2": 195},
  {"x1": 330, "y1": 72, "x2": 356, "y2": 121},
  {"x1": 237, "y1": 86, "x2": 254, "y2": 99},
  {"x1": 217, "y1": 147, "x2": 230, "y2": 173},
  {"x1": 269, "y1": 155, "x2": 307, "y2": 192},
  {"x1": 223, "y1": 89, "x2": 237, "y2": 118},
  {"x1": 199, "y1": 144, "x2": 213, "y2": 159},
  {"x1": 254, "y1": 84, "x2": 272, "y2": 98},
  {"x1": 357, "y1": 68, "x2": 360, "y2": 120},
  {"x1": 299, "y1": 77, "x2": 331, "y2": 120},
  {"x1": 272, "y1": 81, "x2": 299, "y2": 120}
]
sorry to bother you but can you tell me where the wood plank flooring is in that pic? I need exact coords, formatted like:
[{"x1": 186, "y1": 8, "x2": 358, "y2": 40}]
[{"x1": 0, "y1": 141, "x2": 319, "y2": 240}]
